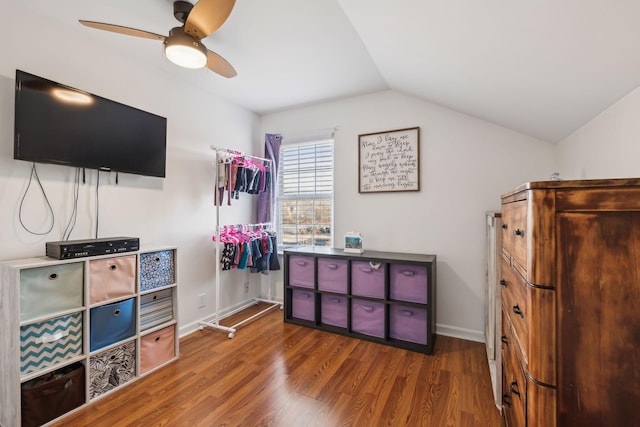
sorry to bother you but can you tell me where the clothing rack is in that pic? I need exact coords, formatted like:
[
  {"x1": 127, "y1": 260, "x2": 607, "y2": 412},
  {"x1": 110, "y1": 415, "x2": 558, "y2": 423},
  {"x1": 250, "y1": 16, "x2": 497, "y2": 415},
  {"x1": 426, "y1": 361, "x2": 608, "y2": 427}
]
[{"x1": 199, "y1": 145, "x2": 282, "y2": 339}]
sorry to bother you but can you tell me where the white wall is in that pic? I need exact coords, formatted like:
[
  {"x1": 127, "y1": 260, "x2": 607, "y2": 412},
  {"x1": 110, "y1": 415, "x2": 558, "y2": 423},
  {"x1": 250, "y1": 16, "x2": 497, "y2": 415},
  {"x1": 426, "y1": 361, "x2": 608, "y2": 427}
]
[
  {"x1": 556, "y1": 85, "x2": 640, "y2": 179},
  {"x1": 261, "y1": 91, "x2": 555, "y2": 341},
  {"x1": 0, "y1": 2, "x2": 263, "y2": 337}
]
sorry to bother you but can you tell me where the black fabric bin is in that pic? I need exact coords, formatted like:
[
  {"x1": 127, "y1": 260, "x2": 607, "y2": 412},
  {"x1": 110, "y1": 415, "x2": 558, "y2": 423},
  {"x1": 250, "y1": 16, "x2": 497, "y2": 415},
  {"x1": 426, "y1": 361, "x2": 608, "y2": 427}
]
[{"x1": 21, "y1": 362, "x2": 85, "y2": 427}]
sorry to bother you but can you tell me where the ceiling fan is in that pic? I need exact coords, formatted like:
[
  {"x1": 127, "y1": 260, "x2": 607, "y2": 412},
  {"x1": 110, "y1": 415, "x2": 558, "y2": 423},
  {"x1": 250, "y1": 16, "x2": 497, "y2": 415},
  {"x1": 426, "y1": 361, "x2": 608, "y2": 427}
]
[{"x1": 80, "y1": 0, "x2": 237, "y2": 78}]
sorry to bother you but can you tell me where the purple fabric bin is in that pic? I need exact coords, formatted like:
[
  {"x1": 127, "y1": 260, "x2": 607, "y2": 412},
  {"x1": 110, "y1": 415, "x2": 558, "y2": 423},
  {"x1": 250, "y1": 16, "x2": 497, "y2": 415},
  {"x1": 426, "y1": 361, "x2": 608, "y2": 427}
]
[
  {"x1": 291, "y1": 289, "x2": 315, "y2": 321},
  {"x1": 351, "y1": 261, "x2": 386, "y2": 298},
  {"x1": 389, "y1": 264, "x2": 428, "y2": 303},
  {"x1": 318, "y1": 258, "x2": 348, "y2": 293},
  {"x1": 320, "y1": 294, "x2": 347, "y2": 328},
  {"x1": 288, "y1": 255, "x2": 315, "y2": 288},
  {"x1": 389, "y1": 304, "x2": 428, "y2": 345},
  {"x1": 351, "y1": 299, "x2": 385, "y2": 338}
]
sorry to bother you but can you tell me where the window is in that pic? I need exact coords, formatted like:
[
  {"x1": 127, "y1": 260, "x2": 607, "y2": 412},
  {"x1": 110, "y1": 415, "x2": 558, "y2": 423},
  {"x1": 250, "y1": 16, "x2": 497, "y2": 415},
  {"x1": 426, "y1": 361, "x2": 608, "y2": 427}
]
[{"x1": 277, "y1": 141, "x2": 334, "y2": 247}]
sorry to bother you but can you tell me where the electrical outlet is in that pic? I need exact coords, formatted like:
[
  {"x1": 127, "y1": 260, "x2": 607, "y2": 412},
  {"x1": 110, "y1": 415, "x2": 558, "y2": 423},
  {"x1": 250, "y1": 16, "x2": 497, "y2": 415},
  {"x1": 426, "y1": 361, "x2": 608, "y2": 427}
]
[
  {"x1": 198, "y1": 293, "x2": 206, "y2": 308},
  {"x1": 244, "y1": 282, "x2": 249, "y2": 293}
]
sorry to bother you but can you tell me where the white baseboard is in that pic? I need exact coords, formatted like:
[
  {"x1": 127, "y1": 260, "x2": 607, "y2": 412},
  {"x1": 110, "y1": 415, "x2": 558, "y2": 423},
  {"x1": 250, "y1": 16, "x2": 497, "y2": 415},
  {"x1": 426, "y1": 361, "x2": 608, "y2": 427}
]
[{"x1": 436, "y1": 323, "x2": 485, "y2": 343}]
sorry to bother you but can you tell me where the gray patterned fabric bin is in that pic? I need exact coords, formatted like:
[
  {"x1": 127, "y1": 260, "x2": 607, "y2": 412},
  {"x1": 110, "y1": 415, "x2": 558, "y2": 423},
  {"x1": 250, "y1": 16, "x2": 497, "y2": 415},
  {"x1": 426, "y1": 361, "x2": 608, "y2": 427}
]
[
  {"x1": 139, "y1": 250, "x2": 175, "y2": 291},
  {"x1": 89, "y1": 340, "x2": 136, "y2": 399},
  {"x1": 140, "y1": 288, "x2": 174, "y2": 331}
]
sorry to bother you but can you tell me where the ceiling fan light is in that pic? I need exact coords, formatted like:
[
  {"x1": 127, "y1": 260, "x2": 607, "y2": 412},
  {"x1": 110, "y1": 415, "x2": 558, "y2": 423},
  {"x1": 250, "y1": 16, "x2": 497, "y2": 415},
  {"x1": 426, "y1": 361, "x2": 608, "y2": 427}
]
[{"x1": 164, "y1": 28, "x2": 207, "y2": 69}]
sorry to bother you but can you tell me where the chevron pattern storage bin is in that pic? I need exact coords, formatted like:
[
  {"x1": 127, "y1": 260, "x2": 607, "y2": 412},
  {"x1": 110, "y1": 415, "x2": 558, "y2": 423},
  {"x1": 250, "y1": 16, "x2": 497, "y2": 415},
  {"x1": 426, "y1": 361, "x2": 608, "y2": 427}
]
[
  {"x1": 140, "y1": 250, "x2": 175, "y2": 291},
  {"x1": 89, "y1": 340, "x2": 136, "y2": 399},
  {"x1": 20, "y1": 312, "x2": 83, "y2": 376}
]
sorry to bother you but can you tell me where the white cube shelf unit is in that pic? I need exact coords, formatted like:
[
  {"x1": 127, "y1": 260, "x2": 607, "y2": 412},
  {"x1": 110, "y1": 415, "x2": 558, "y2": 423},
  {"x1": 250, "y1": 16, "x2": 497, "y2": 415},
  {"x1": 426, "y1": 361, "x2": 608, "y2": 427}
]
[{"x1": 0, "y1": 246, "x2": 179, "y2": 427}]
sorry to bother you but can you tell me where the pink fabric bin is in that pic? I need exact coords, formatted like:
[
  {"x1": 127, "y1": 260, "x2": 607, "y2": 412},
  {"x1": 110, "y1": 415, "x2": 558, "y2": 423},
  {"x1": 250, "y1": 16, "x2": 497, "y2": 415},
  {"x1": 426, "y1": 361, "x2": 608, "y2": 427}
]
[
  {"x1": 288, "y1": 256, "x2": 315, "y2": 288},
  {"x1": 317, "y1": 258, "x2": 348, "y2": 293},
  {"x1": 89, "y1": 255, "x2": 136, "y2": 305},
  {"x1": 291, "y1": 289, "x2": 315, "y2": 321},
  {"x1": 389, "y1": 264, "x2": 428, "y2": 303},
  {"x1": 321, "y1": 294, "x2": 348, "y2": 328},
  {"x1": 140, "y1": 325, "x2": 175, "y2": 374},
  {"x1": 389, "y1": 304, "x2": 428, "y2": 345},
  {"x1": 351, "y1": 299, "x2": 385, "y2": 338},
  {"x1": 351, "y1": 261, "x2": 386, "y2": 298}
]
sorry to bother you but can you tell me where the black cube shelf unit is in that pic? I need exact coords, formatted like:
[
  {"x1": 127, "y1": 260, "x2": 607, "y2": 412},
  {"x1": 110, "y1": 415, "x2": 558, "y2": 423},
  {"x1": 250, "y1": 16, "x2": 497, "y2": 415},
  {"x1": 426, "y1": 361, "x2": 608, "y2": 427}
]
[{"x1": 283, "y1": 247, "x2": 436, "y2": 354}]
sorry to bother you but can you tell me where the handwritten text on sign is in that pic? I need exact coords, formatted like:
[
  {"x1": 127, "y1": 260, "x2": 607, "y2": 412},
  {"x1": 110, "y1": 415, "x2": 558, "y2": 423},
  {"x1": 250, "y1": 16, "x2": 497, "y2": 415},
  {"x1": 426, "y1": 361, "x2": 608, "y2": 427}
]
[{"x1": 358, "y1": 127, "x2": 420, "y2": 193}]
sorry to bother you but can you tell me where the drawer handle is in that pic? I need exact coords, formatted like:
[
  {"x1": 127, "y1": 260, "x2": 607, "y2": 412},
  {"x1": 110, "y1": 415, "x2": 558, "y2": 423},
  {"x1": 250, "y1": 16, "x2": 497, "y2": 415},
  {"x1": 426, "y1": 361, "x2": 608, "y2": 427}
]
[
  {"x1": 329, "y1": 297, "x2": 341, "y2": 303},
  {"x1": 513, "y1": 229, "x2": 525, "y2": 237},
  {"x1": 155, "y1": 257, "x2": 161, "y2": 262},
  {"x1": 295, "y1": 260, "x2": 307, "y2": 267},
  {"x1": 48, "y1": 273, "x2": 58, "y2": 280},
  {"x1": 153, "y1": 295, "x2": 158, "y2": 300},
  {"x1": 110, "y1": 264, "x2": 117, "y2": 271},
  {"x1": 362, "y1": 305, "x2": 374, "y2": 312},
  {"x1": 501, "y1": 335, "x2": 509, "y2": 345},
  {"x1": 502, "y1": 393, "x2": 511, "y2": 407},
  {"x1": 512, "y1": 305, "x2": 524, "y2": 318},
  {"x1": 501, "y1": 224, "x2": 508, "y2": 230},
  {"x1": 301, "y1": 293, "x2": 311, "y2": 299},
  {"x1": 41, "y1": 331, "x2": 69, "y2": 344},
  {"x1": 155, "y1": 336, "x2": 161, "y2": 342},
  {"x1": 499, "y1": 279, "x2": 507, "y2": 287},
  {"x1": 359, "y1": 267, "x2": 373, "y2": 273},
  {"x1": 510, "y1": 381, "x2": 521, "y2": 397},
  {"x1": 326, "y1": 264, "x2": 339, "y2": 270},
  {"x1": 113, "y1": 309, "x2": 121, "y2": 317},
  {"x1": 369, "y1": 262, "x2": 382, "y2": 270},
  {"x1": 400, "y1": 270, "x2": 416, "y2": 277},
  {"x1": 399, "y1": 309, "x2": 414, "y2": 317}
]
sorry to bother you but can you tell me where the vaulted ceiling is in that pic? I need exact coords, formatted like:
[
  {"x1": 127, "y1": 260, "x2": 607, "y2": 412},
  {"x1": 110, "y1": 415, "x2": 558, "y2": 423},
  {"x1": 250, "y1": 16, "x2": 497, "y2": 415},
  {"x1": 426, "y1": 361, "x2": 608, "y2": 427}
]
[{"x1": 18, "y1": 0, "x2": 640, "y2": 142}]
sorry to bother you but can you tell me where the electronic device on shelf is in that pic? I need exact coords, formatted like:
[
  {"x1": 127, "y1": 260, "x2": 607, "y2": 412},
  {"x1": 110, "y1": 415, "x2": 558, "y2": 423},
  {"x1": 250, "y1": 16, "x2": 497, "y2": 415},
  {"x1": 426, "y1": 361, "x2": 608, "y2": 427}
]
[{"x1": 46, "y1": 237, "x2": 140, "y2": 260}]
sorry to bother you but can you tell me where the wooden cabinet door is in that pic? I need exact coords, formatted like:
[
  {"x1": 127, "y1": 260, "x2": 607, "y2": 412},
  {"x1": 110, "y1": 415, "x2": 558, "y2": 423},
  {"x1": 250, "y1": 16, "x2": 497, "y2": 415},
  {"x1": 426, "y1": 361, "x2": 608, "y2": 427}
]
[{"x1": 556, "y1": 212, "x2": 640, "y2": 426}]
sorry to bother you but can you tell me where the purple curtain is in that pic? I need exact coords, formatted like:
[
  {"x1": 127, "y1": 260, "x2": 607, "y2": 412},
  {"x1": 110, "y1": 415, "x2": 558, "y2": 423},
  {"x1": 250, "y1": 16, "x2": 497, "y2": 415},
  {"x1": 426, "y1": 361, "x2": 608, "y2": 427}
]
[{"x1": 257, "y1": 133, "x2": 282, "y2": 224}]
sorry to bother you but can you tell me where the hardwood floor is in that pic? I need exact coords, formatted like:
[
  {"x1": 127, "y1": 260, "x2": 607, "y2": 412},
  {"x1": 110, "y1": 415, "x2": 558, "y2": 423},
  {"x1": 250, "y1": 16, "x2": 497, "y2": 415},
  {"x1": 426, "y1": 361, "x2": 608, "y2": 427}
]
[{"x1": 53, "y1": 305, "x2": 501, "y2": 426}]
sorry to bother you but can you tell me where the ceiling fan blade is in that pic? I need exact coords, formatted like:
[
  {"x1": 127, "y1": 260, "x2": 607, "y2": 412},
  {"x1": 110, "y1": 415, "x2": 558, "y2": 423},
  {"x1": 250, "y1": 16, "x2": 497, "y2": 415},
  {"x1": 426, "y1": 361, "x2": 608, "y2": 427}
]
[
  {"x1": 184, "y1": 0, "x2": 235, "y2": 40},
  {"x1": 206, "y1": 50, "x2": 237, "y2": 78},
  {"x1": 79, "y1": 20, "x2": 165, "y2": 41}
]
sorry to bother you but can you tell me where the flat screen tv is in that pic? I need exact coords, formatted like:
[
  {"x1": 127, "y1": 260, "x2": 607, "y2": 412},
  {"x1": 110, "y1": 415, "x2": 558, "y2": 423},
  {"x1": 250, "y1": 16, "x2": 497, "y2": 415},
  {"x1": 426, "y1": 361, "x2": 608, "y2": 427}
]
[{"x1": 14, "y1": 70, "x2": 167, "y2": 178}]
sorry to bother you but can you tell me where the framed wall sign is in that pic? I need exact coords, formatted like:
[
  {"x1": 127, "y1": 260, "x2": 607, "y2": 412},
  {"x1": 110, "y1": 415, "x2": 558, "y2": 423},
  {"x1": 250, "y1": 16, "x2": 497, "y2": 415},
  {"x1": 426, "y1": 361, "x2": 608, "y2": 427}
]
[{"x1": 358, "y1": 127, "x2": 420, "y2": 193}]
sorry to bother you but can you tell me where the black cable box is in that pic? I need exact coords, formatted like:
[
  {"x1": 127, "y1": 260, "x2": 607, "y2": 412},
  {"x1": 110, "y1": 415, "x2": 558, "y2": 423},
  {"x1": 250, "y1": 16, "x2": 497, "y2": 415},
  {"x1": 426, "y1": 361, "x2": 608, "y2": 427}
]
[{"x1": 46, "y1": 237, "x2": 140, "y2": 259}]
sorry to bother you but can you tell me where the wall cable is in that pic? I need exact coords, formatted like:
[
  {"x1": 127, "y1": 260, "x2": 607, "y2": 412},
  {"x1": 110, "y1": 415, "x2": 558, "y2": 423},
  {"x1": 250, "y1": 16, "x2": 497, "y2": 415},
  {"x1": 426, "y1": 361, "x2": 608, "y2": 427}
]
[
  {"x1": 62, "y1": 168, "x2": 80, "y2": 241},
  {"x1": 18, "y1": 162, "x2": 55, "y2": 236}
]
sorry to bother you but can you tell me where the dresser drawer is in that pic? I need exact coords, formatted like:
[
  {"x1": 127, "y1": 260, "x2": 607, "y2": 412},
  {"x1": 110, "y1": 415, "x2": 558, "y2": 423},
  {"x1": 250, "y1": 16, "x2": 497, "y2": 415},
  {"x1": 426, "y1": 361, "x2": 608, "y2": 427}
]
[
  {"x1": 320, "y1": 294, "x2": 348, "y2": 328},
  {"x1": 140, "y1": 250, "x2": 176, "y2": 292},
  {"x1": 89, "y1": 255, "x2": 136, "y2": 305},
  {"x1": 501, "y1": 199, "x2": 528, "y2": 273},
  {"x1": 502, "y1": 315, "x2": 526, "y2": 427},
  {"x1": 351, "y1": 299, "x2": 385, "y2": 338},
  {"x1": 500, "y1": 262, "x2": 529, "y2": 363},
  {"x1": 20, "y1": 262, "x2": 84, "y2": 322},
  {"x1": 288, "y1": 255, "x2": 315, "y2": 288},
  {"x1": 317, "y1": 258, "x2": 347, "y2": 293},
  {"x1": 20, "y1": 312, "x2": 83, "y2": 376},
  {"x1": 389, "y1": 264, "x2": 428, "y2": 303},
  {"x1": 351, "y1": 261, "x2": 385, "y2": 298},
  {"x1": 140, "y1": 325, "x2": 175, "y2": 374}
]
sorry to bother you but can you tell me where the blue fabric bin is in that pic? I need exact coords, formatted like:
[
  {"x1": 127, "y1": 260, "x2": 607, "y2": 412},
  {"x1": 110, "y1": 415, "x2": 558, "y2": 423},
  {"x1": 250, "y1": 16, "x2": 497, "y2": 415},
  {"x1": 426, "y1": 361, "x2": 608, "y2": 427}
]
[{"x1": 90, "y1": 298, "x2": 136, "y2": 351}]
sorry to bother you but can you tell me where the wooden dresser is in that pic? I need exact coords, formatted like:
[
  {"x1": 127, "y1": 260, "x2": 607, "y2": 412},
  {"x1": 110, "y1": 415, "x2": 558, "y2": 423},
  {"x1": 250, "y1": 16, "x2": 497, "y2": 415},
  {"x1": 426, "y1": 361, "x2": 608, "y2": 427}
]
[{"x1": 500, "y1": 178, "x2": 640, "y2": 427}]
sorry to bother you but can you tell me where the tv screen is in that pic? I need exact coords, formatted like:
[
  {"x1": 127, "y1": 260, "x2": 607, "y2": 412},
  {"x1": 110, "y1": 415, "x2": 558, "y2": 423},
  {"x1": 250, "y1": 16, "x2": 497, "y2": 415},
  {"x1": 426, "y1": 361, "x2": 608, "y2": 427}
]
[{"x1": 14, "y1": 70, "x2": 167, "y2": 178}]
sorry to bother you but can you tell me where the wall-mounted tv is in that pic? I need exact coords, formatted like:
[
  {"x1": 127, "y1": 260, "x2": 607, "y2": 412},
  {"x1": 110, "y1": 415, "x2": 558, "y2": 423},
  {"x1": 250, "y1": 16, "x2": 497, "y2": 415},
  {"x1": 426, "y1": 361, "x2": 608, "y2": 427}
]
[{"x1": 14, "y1": 70, "x2": 167, "y2": 178}]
